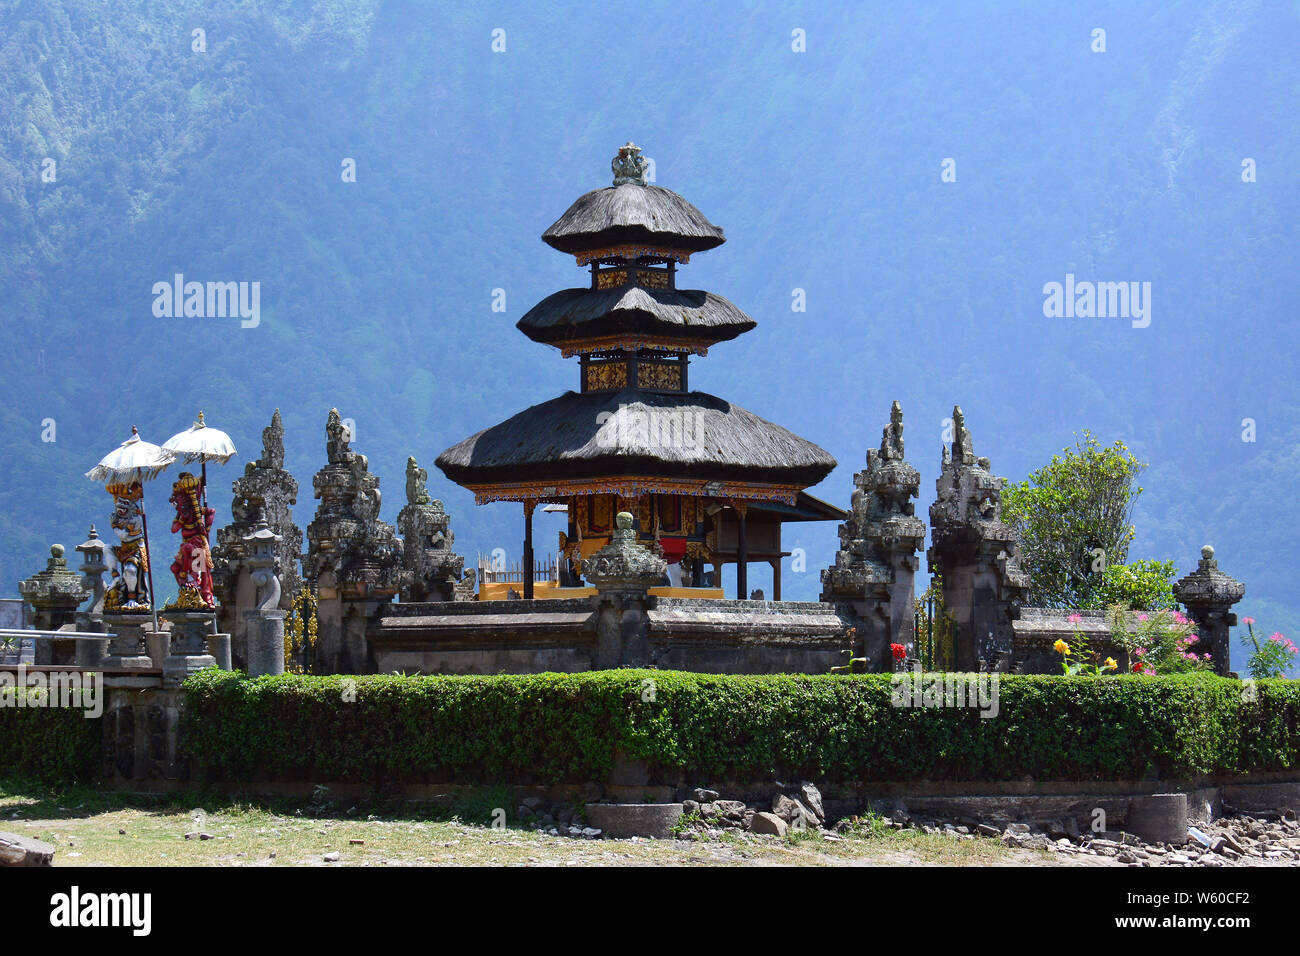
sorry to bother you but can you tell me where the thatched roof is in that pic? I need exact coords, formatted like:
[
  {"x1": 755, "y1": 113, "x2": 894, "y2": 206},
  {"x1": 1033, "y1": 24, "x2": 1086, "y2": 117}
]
[
  {"x1": 436, "y1": 389, "x2": 836, "y2": 488},
  {"x1": 542, "y1": 184, "x2": 726, "y2": 255},
  {"x1": 517, "y1": 286, "x2": 756, "y2": 346}
]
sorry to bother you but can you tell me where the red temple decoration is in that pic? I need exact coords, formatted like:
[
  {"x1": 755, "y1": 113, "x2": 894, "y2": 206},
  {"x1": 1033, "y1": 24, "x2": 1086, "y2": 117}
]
[{"x1": 167, "y1": 471, "x2": 216, "y2": 608}]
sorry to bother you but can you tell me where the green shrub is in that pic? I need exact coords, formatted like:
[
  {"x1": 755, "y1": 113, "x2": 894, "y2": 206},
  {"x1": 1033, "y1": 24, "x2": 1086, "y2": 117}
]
[
  {"x1": 179, "y1": 669, "x2": 1300, "y2": 786},
  {"x1": 0, "y1": 705, "x2": 101, "y2": 782}
]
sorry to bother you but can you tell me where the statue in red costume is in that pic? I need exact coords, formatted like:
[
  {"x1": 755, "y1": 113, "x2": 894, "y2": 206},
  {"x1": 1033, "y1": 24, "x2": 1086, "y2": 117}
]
[{"x1": 168, "y1": 471, "x2": 216, "y2": 608}]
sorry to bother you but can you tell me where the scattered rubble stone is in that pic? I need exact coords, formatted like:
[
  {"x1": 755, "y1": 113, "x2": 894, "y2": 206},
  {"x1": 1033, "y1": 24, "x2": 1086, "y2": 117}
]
[
  {"x1": 0, "y1": 831, "x2": 54, "y2": 867},
  {"x1": 749, "y1": 812, "x2": 788, "y2": 837}
]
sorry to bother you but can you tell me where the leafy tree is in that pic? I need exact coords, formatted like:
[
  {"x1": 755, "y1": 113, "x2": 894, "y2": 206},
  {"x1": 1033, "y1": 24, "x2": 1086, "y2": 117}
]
[
  {"x1": 1002, "y1": 432, "x2": 1159, "y2": 609},
  {"x1": 1090, "y1": 560, "x2": 1176, "y2": 612}
]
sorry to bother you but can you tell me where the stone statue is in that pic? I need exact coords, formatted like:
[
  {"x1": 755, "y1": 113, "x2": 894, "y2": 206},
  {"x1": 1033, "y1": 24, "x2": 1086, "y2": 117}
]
[
  {"x1": 262, "y1": 408, "x2": 285, "y2": 470},
  {"x1": 612, "y1": 141, "x2": 649, "y2": 186},
  {"x1": 105, "y1": 481, "x2": 151, "y2": 612},
  {"x1": 167, "y1": 471, "x2": 216, "y2": 608},
  {"x1": 247, "y1": 521, "x2": 283, "y2": 612},
  {"x1": 583, "y1": 512, "x2": 667, "y2": 588},
  {"x1": 882, "y1": 399, "x2": 905, "y2": 461},
  {"x1": 406, "y1": 456, "x2": 431, "y2": 507},
  {"x1": 397, "y1": 454, "x2": 468, "y2": 602}
]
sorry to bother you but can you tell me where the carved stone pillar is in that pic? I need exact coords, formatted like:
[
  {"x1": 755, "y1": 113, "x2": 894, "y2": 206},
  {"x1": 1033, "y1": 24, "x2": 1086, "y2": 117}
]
[
  {"x1": 926, "y1": 407, "x2": 1029, "y2": 672},
  {"x1": 302, "y1": 409, "x2": 402, "y2": 673},
  {"x1": 821, "y1": 401, "x2": 926, "y2": 671},
  {"x1": 211, "y1": 409, "x2": 303, "y2": 669}
]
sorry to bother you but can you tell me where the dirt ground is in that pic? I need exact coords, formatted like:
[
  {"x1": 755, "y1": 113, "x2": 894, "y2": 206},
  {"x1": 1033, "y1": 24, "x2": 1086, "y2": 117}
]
[{"x1": 0, "y1": 781, "x2": 1079, "y2": 867}]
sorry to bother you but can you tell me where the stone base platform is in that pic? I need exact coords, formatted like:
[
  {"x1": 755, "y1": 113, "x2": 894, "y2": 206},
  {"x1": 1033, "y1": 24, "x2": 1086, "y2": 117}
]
[{"x1": 369, "y1": 597, "x2": 846, "y2": 675}]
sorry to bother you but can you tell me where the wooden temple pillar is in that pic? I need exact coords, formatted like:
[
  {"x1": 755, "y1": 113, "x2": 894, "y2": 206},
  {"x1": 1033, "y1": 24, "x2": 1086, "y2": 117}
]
[
  {"x1": 523, "y1": 498, "x2": 535, "y2": 600},
  {"x1": 735, "y1": 501, "x2": 748, "y2": 599},
  {"x1": 773, "y1": 520, "x2": 781, "y2": 600}
]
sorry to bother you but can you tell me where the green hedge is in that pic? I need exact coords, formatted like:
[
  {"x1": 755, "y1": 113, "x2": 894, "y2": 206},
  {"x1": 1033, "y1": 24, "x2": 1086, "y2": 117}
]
[
  {"x1": 0, "y1": 705, "x2": 101, "y2": 783},
  {"x1": 179, "y1": 670, "x2": 1300, "y2": 786}
]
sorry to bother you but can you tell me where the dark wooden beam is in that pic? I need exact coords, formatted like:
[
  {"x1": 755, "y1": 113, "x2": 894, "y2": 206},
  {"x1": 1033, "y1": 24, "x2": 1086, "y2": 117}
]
[
  {"x1": 736, "y1": 506, "x2": 748, "y2": 599},
  {"x1": 523, "y1": 500, "x2": 535, "y2": 600}
]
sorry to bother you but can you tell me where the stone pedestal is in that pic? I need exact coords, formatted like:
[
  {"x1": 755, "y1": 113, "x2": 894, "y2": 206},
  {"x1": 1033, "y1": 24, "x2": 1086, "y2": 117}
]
[
  {"x1": 161, "y1": 609, "x2": 218, "y2": 688},
  {"x1": 146, "y1": 631, "x2": 171, "y2": 669},
  {"x1": 245, "y1": 609, "x2": 287, "y2": 677},
  {"x1": 207, "y1": 633, "x2": 232, "y2": 671},
  {"x1": 101, "y1": 612, "x2": 154, "y2": 670},
  {"x1": 1126, "y1": 793, "x2": 1188, "y2": 845},
  {"x1": 74, "y1": 632, "x2": 108, "y2": 668}
]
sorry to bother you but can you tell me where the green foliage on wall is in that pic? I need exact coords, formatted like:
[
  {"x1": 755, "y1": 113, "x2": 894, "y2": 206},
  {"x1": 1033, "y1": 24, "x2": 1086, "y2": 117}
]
[
  {"x1": 0, "y1": 706, "x2": 101, "y2": 782},
  {"x1": 180, "y1": 669, "x2": 1300, "y2": 786},
  {"x1": 1090, "y1": 560, "x2": 1178, "y2": 612}
]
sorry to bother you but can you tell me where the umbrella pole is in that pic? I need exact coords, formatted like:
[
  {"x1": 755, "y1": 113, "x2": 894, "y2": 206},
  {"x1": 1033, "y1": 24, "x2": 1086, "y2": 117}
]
[
  {"x1": 201, "y1": 458, "x2": 208, "y2": 510},
  {"x1": 141, "y1": 501, "x2": 160, "y2": 634}
]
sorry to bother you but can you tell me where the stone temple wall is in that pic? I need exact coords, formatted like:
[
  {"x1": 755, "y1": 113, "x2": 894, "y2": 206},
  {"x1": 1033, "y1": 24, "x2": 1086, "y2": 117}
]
[
  {"x1": 368, "y1": 596, "x2": 848, "y2": 676},
  {"x1": 1011, "y1": 608, "x2": 1132, "y2": 675}
]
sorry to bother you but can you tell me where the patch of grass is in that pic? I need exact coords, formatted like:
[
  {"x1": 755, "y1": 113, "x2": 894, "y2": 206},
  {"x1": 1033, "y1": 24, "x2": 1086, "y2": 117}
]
[
  {"x1": 837, "y1": 810, "x2": 894, "y2": 839},
  {"x1": 0, "y1": 778, "x2": 1037, "y2": 867}
]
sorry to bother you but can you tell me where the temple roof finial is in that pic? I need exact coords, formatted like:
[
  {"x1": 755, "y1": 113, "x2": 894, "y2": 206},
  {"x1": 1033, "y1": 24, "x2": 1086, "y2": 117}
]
[{"x1": 612, "y1": 141, "x2": 648, "y2": 186}]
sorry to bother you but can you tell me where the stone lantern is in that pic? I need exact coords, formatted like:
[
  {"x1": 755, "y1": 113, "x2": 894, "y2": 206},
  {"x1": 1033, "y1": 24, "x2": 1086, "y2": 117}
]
[
  {"x1": 243, "y1": 518, "x2": 286, "y2": 677},
  {"x1": 1173, "y1": 545, "x2": 1245, "y2": 677},
  {"x1": 73, "y1": 525, "x2": 112, "y2": 666},
  {"x1": 75, "y1": 525, "x2": 111, "y2": 618}
]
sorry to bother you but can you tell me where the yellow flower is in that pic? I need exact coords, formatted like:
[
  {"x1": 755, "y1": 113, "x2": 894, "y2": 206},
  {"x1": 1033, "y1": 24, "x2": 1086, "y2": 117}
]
[
  {"x1": 1054, "y1": 639, "x2": 1070, "y2": 655},
  {"x1": 1103, "y1": 657, "x2": 1118, "y2": 671}
]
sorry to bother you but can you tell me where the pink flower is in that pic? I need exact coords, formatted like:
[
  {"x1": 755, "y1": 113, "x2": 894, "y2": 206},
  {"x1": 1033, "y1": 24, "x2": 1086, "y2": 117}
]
[
  {"x1": 1137, "y1": 613, "x2": 1149, "y2": 622},
  {"x1": 1270, "y1": 633, "x2": 1286, "y2": 644},
  {"x1": 1068, "y1": 614, "x2": 1082, "y2": 624},
  {"x1": 1243, "y1": 617, "x2": 1255, "y2": 625},
  {"x1": 1202, "y1": 654, "x2": 1211, "y2": 660},
  {"x1": 1134, "y1": 647, "x2": 1148, "y2": 657}
]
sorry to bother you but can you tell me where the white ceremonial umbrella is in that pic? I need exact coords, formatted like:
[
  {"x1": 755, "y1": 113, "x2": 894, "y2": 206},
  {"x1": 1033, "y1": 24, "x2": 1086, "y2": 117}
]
[
  {"x1": 86, "y1": 426, "x2": 176, "y2": 631},
  {"x1": 162, "y1": 411, "x2": 237, "y2": 509}
]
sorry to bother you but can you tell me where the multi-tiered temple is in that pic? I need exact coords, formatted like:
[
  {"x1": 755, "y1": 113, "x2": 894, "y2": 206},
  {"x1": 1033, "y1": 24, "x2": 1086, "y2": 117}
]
[{"x1": 437, "y1": 144, "x2": 843, "y2": 600}]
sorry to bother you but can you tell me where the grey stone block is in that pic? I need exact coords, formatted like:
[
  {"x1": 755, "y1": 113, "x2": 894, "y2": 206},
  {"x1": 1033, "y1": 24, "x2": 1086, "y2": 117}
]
[
  {"x1": 1127, "y1": 793, "x2": 1188, "y2": 845},
  {"x1": 749, "y1": 811, "x2": 788, "y2": 837},
  {"x1": 583, "y1": 803, "x2": 682, "y2": 839}
]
